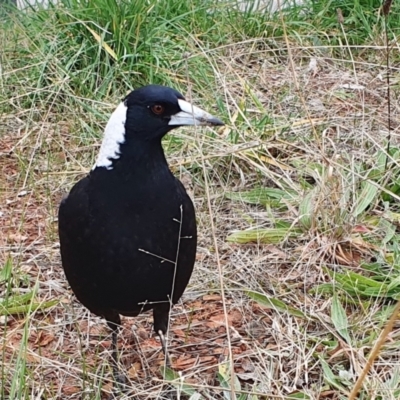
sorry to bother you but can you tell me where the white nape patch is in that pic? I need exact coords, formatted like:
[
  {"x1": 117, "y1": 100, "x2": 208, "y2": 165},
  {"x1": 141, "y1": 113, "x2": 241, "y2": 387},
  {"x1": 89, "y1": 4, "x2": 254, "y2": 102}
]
[{"x1": 93, "y1": 102, "x2": 127, "y2": 170}]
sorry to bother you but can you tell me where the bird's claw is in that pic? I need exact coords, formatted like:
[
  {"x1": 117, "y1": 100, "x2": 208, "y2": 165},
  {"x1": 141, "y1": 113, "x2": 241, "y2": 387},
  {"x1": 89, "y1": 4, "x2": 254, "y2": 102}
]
[{"x1": 115, "y1": 372, "x2": 128, "y2": 386}]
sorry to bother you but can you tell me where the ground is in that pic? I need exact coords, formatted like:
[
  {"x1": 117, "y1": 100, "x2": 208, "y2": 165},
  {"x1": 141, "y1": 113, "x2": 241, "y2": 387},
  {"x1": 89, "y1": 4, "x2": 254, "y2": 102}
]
[{"x1": 1, "y1": 35, "x2": 400, "y2": 399}]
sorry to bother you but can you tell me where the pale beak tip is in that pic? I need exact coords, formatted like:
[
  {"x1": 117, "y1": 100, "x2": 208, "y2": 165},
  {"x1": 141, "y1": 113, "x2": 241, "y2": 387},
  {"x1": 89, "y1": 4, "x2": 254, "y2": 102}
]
[{"x1": 206, "y1": 116, "x2": 224, "y2": 126}]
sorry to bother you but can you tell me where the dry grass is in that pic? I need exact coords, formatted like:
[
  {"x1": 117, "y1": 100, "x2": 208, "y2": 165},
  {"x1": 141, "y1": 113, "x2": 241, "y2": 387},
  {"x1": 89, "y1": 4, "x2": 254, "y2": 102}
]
[{"x1": 2, "y1": 38, "x2": 400, "y2": 399}]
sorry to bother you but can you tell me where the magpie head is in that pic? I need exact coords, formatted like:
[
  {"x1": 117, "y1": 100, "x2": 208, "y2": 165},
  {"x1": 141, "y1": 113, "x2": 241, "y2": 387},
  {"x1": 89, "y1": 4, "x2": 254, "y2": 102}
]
[
  {"x1": 94, "y1": 85, "x2": 224, "y2": 170},
  {"x1": 124, "y1": 85, "x2": 224, "y2": 136}
]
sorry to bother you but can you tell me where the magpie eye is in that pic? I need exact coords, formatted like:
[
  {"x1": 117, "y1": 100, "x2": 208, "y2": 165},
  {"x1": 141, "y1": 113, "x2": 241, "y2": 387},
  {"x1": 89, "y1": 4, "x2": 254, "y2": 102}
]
[{"x1": 151, "y1": 104, "x2": 164, "y2": 115}]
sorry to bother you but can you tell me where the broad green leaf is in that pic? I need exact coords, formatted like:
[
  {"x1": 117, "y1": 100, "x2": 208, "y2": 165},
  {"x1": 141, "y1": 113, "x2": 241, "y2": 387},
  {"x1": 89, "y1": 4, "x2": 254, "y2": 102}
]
[
  {"x1": 373, "y1": 304, "x2": 398, "y2": 322},
  {"x1": 391, "y1": 292, "x2": 400, "y2": 301},
  {"x1": 320, "y1": 357, "x2": 338, "y2": 384},
  {"x1": 288, "y1": 392, "x2": 311, "y2": 399},
  {"x1": 298, "y1": 190, "x2": 314, "y2": 230},
  {"x1": 382, "y1": 276, "x2": 400, "y2": 292},
  {"x1": 379, "y1": 218, "x2": 396, "y2": 245},
  {"x1": 320, "y1": 357, "x2": 348, "y2": 393},
  {"x1": 162, "y1": 366, "x2": 177, "y2": 381},
  {"x1": 353, "y1": 181, "x2": 378, "y2": 217},
  {"x1": 385, "y1": 366, "x2": 400, "y2": 391},
  {"x1": 0, "y1": 284, "x2": 56, "y2": 316},
  {"x1": 0, "y1": 291, "x2": 35, "y2": 308},
  {"x1": 0, "y1": 300, "x2": 58, "y2": 316},
  {"x1": 377, "y1": 149, "x2": 388, "y2": 172},
  {"x1": 331, "y1": 294, "x2": 351, "y2": 344},
  {"x1": 227, "y1": 227, "x2": 301, "y2": 244},
  {"x1": 325, "y1": 267, "x2": 384, "y2": 288},
  {"x1": 247, "y1": 291, "x2": 307, "y2": 319},
  {"x1": 363, "y1": 286, "x2": 391, "y2": 297},
  {"x1": 225, "y1": 187, "x2": 296, "y2": 205},
  {"x1": 319, "y1": 267, "x2": 400, "y2": 300},
  {"x1": 275, "y1": 220, "x2": 292, "y2": 229},
  {"x1": 189, "y1": 394, "x2": 202, "y2": 400},
  {"x1": 162, "y1": 366, "x2": 197, "y2": 396},
  {"x1": 218, "y1": 363, "x2": 241, "y2": 400},
  {"x1": 384, "y1": 211, "x2": 400, "y2": 224},
  {"x1": 311, "y1": 284, "x2": 372, "y2": 306},
  {"x1": 0, "y1": 258, "x2": 12, "y2": 283}
]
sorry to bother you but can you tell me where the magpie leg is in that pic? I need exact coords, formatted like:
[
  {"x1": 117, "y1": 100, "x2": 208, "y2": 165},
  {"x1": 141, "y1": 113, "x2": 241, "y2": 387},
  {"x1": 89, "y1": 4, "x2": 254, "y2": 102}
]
[
  {"x1": 110, "y1": 327, "x2": 125, "y2": 384},
  {"x1": 106, "y1": 314, "x2": 127, "y2": 387},
  {"x1": 153, "y1": 305, "x2": 172, "y2": 367},
  {"x1": 154, "y1": 306, "x2": 178, "y2": 400},
  {"x1": 157, "y1": 329, "x2": 171, "y2": 368}
]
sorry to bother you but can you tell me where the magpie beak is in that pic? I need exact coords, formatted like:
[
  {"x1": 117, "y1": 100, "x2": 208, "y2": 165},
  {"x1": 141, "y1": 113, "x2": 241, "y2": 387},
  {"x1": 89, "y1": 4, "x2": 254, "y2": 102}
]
[{"x1": 169, "y1": 99, "x2": 224, "y2": 127}]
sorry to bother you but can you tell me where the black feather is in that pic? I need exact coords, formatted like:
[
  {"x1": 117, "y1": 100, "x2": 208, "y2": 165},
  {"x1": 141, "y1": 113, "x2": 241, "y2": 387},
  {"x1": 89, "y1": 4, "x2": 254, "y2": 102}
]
[{"x1": 58, "y1": 84, "x2": 223, "y2": 383}]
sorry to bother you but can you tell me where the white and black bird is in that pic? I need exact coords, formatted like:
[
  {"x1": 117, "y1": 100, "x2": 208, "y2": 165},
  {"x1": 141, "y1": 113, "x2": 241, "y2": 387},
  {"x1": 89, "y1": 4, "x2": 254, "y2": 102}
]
[{"x1": 58, "y1": 85, "x2": 224, "y2": 381}]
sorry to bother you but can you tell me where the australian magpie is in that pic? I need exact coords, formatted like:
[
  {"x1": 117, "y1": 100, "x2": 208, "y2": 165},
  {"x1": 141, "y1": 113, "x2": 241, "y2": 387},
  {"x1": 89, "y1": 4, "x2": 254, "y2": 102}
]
[{"x1": 58, "y1": 85, "x2": 224, "y2": 382}]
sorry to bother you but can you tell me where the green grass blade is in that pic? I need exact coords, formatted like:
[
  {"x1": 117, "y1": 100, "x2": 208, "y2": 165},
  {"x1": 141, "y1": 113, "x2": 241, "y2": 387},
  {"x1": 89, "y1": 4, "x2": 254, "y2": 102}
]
[
  {"x1": 247, "y1": 290, "x2": 307, "y2": 319},
  {"x1": 288, "y1": 392, "x2": 311, "y2": 399},
  {"x1": 0, "y1": 258, "x2": 13, "y2": 283},
  {"x1": 331, "y1": 294, "x2": 351, "y2": 344},
  {"x1": 0, "y1": 300, "x2": 58, "y2": 316},
  {"x1": 353, "y1": 181, "x2": 378, "y2": 217},
  {"x1": 320, "y1": 357, "x2": 349, "y2": 394},
  {"x1": 218, "y1": 363, "x2": 241, "y2": 400},
  {"x1": 162, "y1": 366, "x2": 197, "y2": 396},
  {"x1": 225, "y1": 187, "x2": 296, "y2": 205},
  {"x1": 227, "y1": 227, "x2": 301, "y2": 244},
  {"x1": 298, "y1": 190, "x2": 314, "y2": 230}
]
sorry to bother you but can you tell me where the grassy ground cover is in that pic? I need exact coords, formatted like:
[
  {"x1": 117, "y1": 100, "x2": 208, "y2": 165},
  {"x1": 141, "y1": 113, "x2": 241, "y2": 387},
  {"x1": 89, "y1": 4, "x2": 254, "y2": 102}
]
[{"x1": 1, "y1": 0, "x2": 400, "y2": 398}]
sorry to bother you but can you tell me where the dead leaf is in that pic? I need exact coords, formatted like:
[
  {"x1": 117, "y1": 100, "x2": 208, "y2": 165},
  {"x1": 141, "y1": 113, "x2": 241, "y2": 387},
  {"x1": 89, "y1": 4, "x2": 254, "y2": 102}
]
[
  {"x1": 35, "y1": 331, "x2": 55, "y2": 347},
  {"x1": 63, "y1": 386, "x2": 81, "y2": 395},
  {"x1": 174, "y1": 356, "x2": 197, "y2": 370},
  {"x1": 173, "y1": 329, "x2": 186, "y2": 337},
  {"x1": 202, "y1": 294, "x2": 222, "y2": 301},
  {"x1": 353, "y1": 224, "x2": 371, "y2": 233},
  {"x1": 8, "y1": 233, "x2": 28, "y2": 242},
  {"x1": 136, "y1": 327, "x2": 148, "y2": 340},
  {"x1": 128, "y1": 362, "x2": 141, "y2": 378},
  {"x1": 97, "y1": 340, "x2": 111, "y2": 349},
  {"x1": 101, "y1": 381, "x2": 113, "y2": 394},
  {"x1": 207, "y1": 310, "x2": 243, "y2": 328}
]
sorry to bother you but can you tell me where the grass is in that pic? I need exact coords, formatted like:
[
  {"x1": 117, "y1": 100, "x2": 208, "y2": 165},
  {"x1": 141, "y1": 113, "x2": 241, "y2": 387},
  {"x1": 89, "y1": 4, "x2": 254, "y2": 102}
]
[{"x1": 1, "y1": 0, "x2": 400, "y2": 398}]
